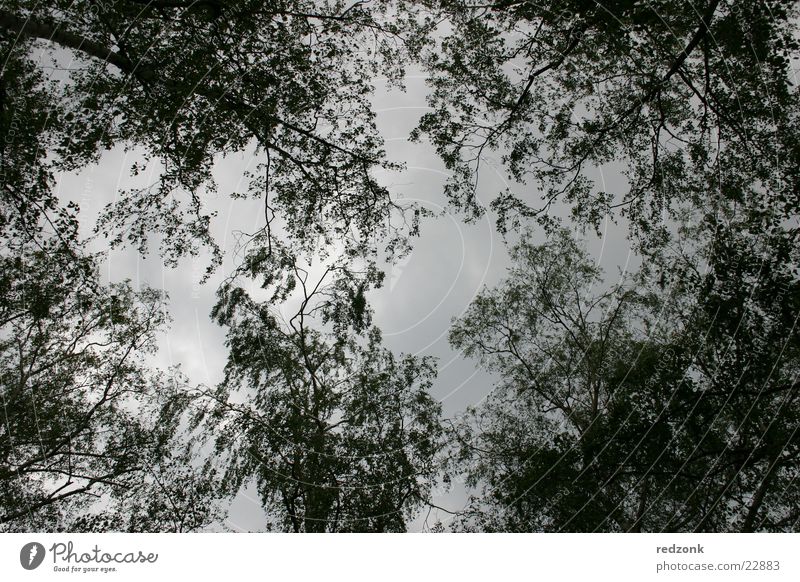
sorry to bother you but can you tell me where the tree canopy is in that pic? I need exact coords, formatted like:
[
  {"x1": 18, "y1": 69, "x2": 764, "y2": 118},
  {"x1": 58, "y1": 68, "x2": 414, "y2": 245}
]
[
  {"x1": 0, "y1": 224, "x2": 216, "y2": 531},
  {"x1": 1, "y1": 0, "x2": 798, "y2": 533},
  {"x1": 415, "y1": 0, "x2": 799, "y2": 249},
  {"x1": 1, "y1": 0, "x2": 425, "y2": 267},
  {"x1": 195, "y1": 247, "x2": 443, "y2": 532},
  {"x1": 449, "y1": 227, "x2": 800, "y2": 532}
]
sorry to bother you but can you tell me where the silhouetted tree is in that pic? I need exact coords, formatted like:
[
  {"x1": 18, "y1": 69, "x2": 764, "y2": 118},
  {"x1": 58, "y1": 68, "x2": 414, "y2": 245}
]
[
  {"x1": 0, "y1": 0, "x2": 424, "y2": 268},
  {"x1": 3, "y1": 0, "x2": 798, "y2": 534},
  {"x1": 194, "y1": 241, "x2": 444, "y2": 531},
  {"x1": 0, "y1": 0, "x2": 438, "y2": 533},
  {"x1": 449, "y1": 227, "x2": 800, "y2": 532},
  {"x1": 0, "y1": 229, "x2": 217, "y2": 531},
  {"x1": 415, "y1": 0, "x2": 799, "y2": 249}
]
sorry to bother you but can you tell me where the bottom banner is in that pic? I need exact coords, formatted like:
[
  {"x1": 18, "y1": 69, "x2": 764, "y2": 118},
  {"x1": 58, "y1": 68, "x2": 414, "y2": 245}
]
[{"x1": 1, "y1": 533, "x2": 797, "y2": 581}]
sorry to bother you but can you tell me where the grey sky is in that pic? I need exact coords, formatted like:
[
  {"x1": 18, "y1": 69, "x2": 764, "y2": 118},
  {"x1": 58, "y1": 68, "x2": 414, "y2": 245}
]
[{"x1": 51, "y1": 65, "x2": 639, "y2": 532}]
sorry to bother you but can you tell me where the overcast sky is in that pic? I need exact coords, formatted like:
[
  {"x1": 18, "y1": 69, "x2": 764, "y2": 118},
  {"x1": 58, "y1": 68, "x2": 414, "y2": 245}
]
[{"x1": 51, "y1": 64, "x2": 640, "y2": 531}]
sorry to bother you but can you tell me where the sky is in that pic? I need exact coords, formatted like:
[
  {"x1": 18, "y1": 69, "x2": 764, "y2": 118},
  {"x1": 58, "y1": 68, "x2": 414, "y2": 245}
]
[{"x1": 51, "y1": 65, "x2": 640, "y2": 532}]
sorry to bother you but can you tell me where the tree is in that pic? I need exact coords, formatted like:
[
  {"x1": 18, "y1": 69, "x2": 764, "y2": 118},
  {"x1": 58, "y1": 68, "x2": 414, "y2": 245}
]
[
  {"x1": 653, "y1": 208, "x2": 800, "y2": 532},
  {"x1": 416, "y1": 4, "x2": 800, "y2": 530},
  {"x1": 448, "y1": 228, "x2": 654, "y2": 531},
  {"x1": 414, "y1": 0, "x2": 799, "y2": 250},
  {"x1": 0, "y1": 226, "x2": 217, "y2": 530},
  {"x1": 4, "y1": 0, "x2": 796, "y2": 535},
  {"x1": 68, "y1": 455, "x2": 223, "y2": 533},
  {"x1": 0, "y1": 32, "x2": 222, "y2": 527},
  {"x1": 0, "y1": 0, "x2": 425, "y2": 269},
  {"x1": 0, "y1": 1, "x2": 444, "y2": 532},
  {"x1": 448, "y1": 228, "x2": 800, "y2": 532},
  {"x1": 0, "y1": 27, "x2": 77, "y2": 257},
  {"x1": 193, "y1": 241, "x2": 444, "y2": 532}
]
